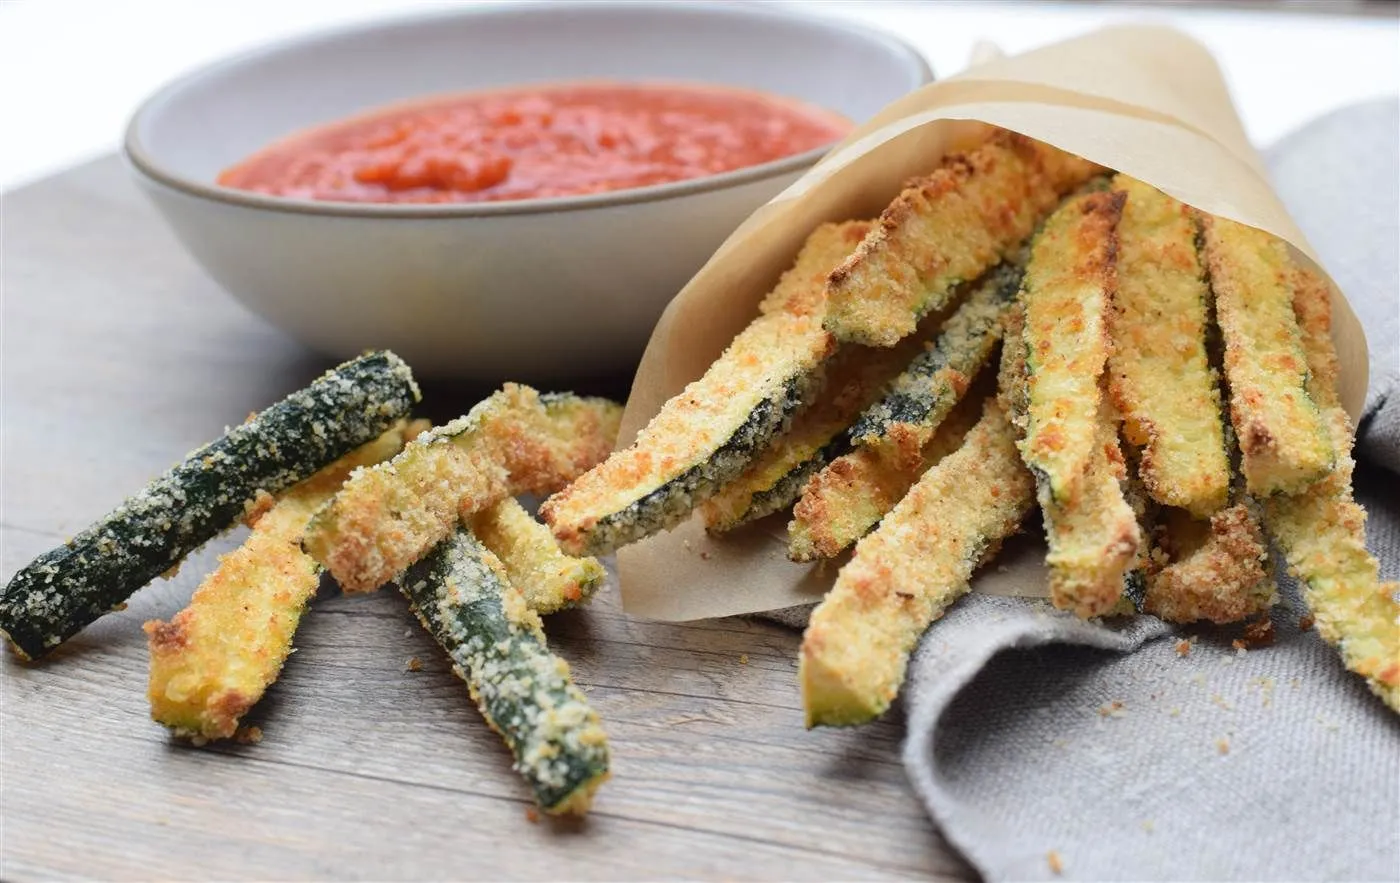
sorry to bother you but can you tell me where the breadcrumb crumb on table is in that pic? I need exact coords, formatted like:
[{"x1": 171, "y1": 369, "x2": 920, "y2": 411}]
[
  {"x1": 406, "y1": 657, "x2": 423, "y2": 672},
  {"x1": 1175, "y1": 639, "x2": 1193, "y2": 657},
  {"x1": 233, "y1": 726, "x2": 262, "y2": 745},
  {"x1": 1047, "y1": 850, "x2": 1064, "y2": 875},
  {"x1": 1216, "y1": 737, "x2": 1231, "y2": 755}
]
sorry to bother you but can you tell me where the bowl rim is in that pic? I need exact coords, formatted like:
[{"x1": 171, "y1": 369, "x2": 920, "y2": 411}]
[{"x1": 122, "y1": 0, "x2": 933, "y2": 219}]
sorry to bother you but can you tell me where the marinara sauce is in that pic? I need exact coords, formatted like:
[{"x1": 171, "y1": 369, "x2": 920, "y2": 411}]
[{"x1": 218, "y1": 82, "x2": 851, "y2": 204}]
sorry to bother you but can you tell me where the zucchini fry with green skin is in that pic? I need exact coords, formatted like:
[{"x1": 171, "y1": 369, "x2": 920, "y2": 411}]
[
  {"x1": 0, "y1": 351, "x2": 420, "y2": 660},
  {"x1": 305, "y1": 386, "x2": 621, "y2": 593},
  {"x1": 145, "y1": 424, "x2": 411, "y2": 741},
  {"x1": 700, "y1": 325, "x2": 930, "y2": 534},
  {"x1": 824, "y1": 131, "x2": 1103, "y2": 347},
  {"x1": 1200, "y1": 216, "x2": 1333, "y2": 496},
  {"x1": 402, "y1": 527, "x2": 610, "y2": 814},
  {"x1": 543, "y1": 222, "x2": 871, "y2": 556},
  {"x1": 474, "y1": 498, "x2": 605, "y2": 614},
  {"x1": 801, "y1": 400, "x2": 1034, "y2": 727},
  {"x1": 1019, "y1": 190, "x2": 1141, "y2": 616},
  {"x1": 787, "y1": 390, "x2": 982, "y2": 561},
  {"x1": 1107, "y1": 176, "x2": 1230, "y2": 517},
  {"x1": 849, "y1": 257, "x2": 1023, "y2": 467},
  {"x1": 1263, "y1": 268, "x2": 1399, "y2": 711},
  {"x1": 1019, "y1": 189, "x2": 1124, "y2": 503}
]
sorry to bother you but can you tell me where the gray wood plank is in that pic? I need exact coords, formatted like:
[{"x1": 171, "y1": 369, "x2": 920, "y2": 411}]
[{"x1": 0, "y1": 156, "x2": 973, "y2": 881}]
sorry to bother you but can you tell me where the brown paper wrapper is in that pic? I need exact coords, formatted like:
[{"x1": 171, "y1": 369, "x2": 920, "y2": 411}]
[{"x1": 615, "y1": 25, "x2": 1370, "y2": 621}]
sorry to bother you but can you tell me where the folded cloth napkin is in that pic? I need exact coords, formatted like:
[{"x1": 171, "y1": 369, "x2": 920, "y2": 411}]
[{"x1": 762, "y1": 99, "x2": 1400, "y2": 882}]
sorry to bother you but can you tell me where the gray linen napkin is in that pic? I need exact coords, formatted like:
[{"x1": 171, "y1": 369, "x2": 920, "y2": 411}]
[{"x1": 763, "y1": 99, "x2": 1400, "y2": 881}]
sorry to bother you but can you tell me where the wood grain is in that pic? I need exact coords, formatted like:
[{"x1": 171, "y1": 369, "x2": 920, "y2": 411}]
[{"x1": 0, "y1": 157, "x2": 974, "y2": 881}]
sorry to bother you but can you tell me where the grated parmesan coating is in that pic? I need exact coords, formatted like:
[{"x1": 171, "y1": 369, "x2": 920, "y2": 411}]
[
  {"x1": 303, "y1": 386, "x2": 620, "y2": 593},
  {"x1": 801, "y1": 400, "x2": 1034, "y2": 726},
  {"x1": 849, "y1": 256, "x2": 1023, "y2": 467},
  {"x1": 1200, "y1": 216, "x2": 1334, "y2": 496},
  {"x1": 824, "y1": 131, "x2": 1103, "y2": 347},
  {"x1": 541, "y1": 223, "x2": 870, "y2": 555},
  {"x1": 1263, "y1": 268, "x2": 1399, "y2": 712},
  {"x1": 0, "y1": 351, "x2": 419, "y2": 659},
  {"x1": 474, "y1": 497, "x2": 605, "y2": 615},
  {"x1": 145, "y1": 424, "x2": 409, "y2": 740},
  {"x1": 1107, "y1": 176, "x2": 1230, "y2": 517},
  {"x1": 788, "y1": 390, "x2": 982, "y2": 561},
  {"x1": 402, "y1": 527, "x2": 610, "y2": 814}
]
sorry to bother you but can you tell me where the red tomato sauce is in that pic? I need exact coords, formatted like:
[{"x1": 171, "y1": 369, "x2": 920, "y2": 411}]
[{"x1": 218, "y1": 82, "x2": 851, "y2": 204}]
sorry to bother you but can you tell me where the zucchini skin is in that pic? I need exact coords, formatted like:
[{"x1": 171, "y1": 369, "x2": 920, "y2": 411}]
[
  {"x1": 145, "y1": 424, "x2": 409, "y2": 741},
  {"x1": 848, "y1": 258, "x2": 1022, "y2": 466},
  {"x1": 402, "y1": 527, "x2": 610, "y2": 814},
  {"x1": 0, "y1": 351, "x2": 419, "y2": 659}
]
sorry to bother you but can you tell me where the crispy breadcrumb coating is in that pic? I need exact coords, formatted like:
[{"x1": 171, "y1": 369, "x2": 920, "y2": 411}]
[
  {"x1": 801, "y1": 400, "x2": 1034, "y2": 726},
  {"x1": 305, "y1": 386, "x2": 620, "y2": 592},
  {"x1": 1107, "y1": 176, "x2": 1230, "y2": 517},
  {"x1": 824, "y1": 131, "x2": 1102, "y2": 347},
  {"x1": 1144, "y1": 504, "x2": 1275, "y2": 624},
  {"x1": 474, "y1": 497, "x2": 605, "y2": 614},
  {"x1": 145, "y1": 424, "x2": 410, "y2": 741},
  {"x1": 542, "y1": 222, "x2": 869, "y2": 555},
  {"x1": 787, "y1": 388, "x2": 982, "y2": 561},
  {"x1": 1263, "y1": 267, "x2": 1399, "y2": 711},
  {"x1": 1200, "y1": 216, "x2": 1333, "y2": 496}
]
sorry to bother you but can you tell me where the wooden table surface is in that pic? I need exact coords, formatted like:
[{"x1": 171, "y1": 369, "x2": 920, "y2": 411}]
[{"x1": 0, "y1": 157, "x2": 972, "y2": 881}]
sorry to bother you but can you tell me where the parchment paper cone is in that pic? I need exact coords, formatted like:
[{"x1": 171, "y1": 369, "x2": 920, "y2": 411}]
[{"x1": 615, "y1": 25, "x2": 1369, "y2": 622}]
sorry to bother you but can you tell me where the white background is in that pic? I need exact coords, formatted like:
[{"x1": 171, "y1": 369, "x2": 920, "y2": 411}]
[{"x1": 0, "y1": 0, "x2": 1397, "y2": 191}]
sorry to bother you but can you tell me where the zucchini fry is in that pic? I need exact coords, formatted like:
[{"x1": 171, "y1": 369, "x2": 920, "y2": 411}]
[
  {"x1": 788, "y1": 390, "x2": 982, "y2": 561},
  {"x1": 0, "y1": 351, "x2": 420, "y2": 660},
  {"x1": 1263, "y1": 268, "x2": 1400, "y2": 711},
  {"x1": 824, "y1": 131, "x2": 1102, "y2": 346},
  {"x1": 1200, "y1": 216, "x2": 1333, "y2": 495},
  {"x1": 305, "y1": 386, "x2": 621, "y2": 593},
  {"x1": 145, "y1": 424, "x2": 411, "y2": 741},
  {"x1": 849, "y1": 257, "x2": 1023, "y2": 467},
  {"x1": 474, "y1": 498, "x2": 605, "y2": 614},
  {"x1": 1019, "y1": 189, "x2": 1124, "y2": 502},
  {"x1": 1019, "y1": 190, "x2": 1141, "y2": 616},
  {"x1": 402, "y1": 527, "x2": 610, "y2": 814},
  {"x1": 700, "y1": 325, "x2": 930, "y2": 534},
  {"x1": 1142, "y1": 504, "x2": 1275, "y2": 624},
  {"x1": 1107, "y1": 176, "x2": 1230, "y2": 517},
  {"x1": 801, "y1": 400, "x2": 1035, "y2": 727},
  {"x1": 542, "y1": 222, "x2": 870, "y2": 556}
]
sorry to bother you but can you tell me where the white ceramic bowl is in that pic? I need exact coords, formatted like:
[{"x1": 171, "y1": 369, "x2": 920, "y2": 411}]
[{"x1": 125, "y1": 3, "x2": 931, "y2": 381}]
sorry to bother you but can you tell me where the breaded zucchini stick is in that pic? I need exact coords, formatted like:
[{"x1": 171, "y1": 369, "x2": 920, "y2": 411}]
[
  {"x1": 305, "y1": 386, "x2": 621, "y2": 593},
  {"x1": 474, "y1": 498, "x2": 605, "y2": 614},
  {"x1": 1107, "y1": 176, "x2": 1230, "y2": 517},
  {"x1": 787, "y1": 391, "x2": 981, "y2": 561},
  {"x1": 144, "y1": 424, "x2": 411, "y2": 741},
  {"x1": 1142, "y1": 504, "x2": 1275, "y2": 624},
  {"x1": 824, "y1": 131, "x2": 1102, "y2": 346},
  {"x1": 542, "y1": 222, "x2": 870, "y2": 555},
  {"x1": 1019, "y1": 190, "x2": 1141, "y2": 617},
  {"x1": 801, "y1": 400, "x2": 1034, "y2": 727},
  {"x1": 700, "y1": 327, "x2": 929, "y2": 534},
  {"x1": 0, "y1": 351, "x2": 420, "y2": 660},
  {"x1": 848, "y1": 257, "x2": 1023, "y2": 468},
  {"x1": 1263, "y1": 268, "x2": 1400, "y2": 711},
  {"x1": 1200, "y1": 216, "x2": 1333, "y2": 496},
  {"x1": 402, "y1": 526, "x2": 610, "y2": 814}
]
